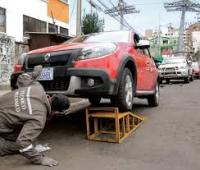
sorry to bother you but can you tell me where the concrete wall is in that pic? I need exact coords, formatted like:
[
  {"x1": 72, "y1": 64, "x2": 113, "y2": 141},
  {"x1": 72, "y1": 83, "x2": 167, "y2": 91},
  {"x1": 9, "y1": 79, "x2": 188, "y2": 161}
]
[
  {"x1": 0, "y1": 33, "x2": 15, "y2": 85},
  {"x1": 0, "y1": 0, "x2": 69, "y2": 42}
]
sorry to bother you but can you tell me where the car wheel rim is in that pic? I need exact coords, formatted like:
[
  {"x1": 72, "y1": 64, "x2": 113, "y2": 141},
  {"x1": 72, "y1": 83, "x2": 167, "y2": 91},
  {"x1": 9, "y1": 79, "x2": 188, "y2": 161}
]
[{"x1": 125, "y1": 75, "x2": 133, "y2": 107}]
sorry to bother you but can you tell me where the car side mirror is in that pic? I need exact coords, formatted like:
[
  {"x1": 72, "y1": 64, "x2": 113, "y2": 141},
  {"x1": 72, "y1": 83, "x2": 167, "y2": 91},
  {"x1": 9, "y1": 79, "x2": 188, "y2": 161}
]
[{"x1": 135, "y1": 40, "x2": 150, "y2": 49}]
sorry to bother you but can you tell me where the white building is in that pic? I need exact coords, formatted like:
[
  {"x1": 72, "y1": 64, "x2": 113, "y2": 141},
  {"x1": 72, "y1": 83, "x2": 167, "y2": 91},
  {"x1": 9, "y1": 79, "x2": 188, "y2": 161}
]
[
  {"x1": 0, "y1": 0, "x2": 69, "y2": 42},
  {"x1": 192, "y1": 31, "x2": 200, "y2": 53}
]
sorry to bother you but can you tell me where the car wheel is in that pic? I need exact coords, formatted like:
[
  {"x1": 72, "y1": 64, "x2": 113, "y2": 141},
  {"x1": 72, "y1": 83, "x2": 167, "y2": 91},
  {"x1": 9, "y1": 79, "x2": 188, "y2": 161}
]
[
  {"x1": 159, "y1": 78, "x2": 163, "y2": 84},
  {"x1": 166, "y1": 79, "x2": 170, "y2": 84},
  {"x1": 88, "y1": 96, "x2": 101, "y2": 106},
  {"x1": 111, "y1": 68, "x2": 134, "y2": 111},
  {"x1": 190, "y1": 75, "x2": 194, "y2": 81},
  {"x1": 184, "y1": 76, "x2": 190, "y2": 83},
  {"x1": 147, "y1": 81, "x2": 159, "y2": 107}
]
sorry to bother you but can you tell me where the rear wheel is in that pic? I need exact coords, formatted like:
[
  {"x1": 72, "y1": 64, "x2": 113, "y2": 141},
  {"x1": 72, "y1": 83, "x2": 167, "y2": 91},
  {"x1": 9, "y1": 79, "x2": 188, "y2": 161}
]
[
  {"x1": 147, "y1": 82, "x2": 159, "y2": 107},
  {"x1": 88, "y1": 96, "x2": 101, "y2": 106},
  {"x1": 111, "y1": 68, "x2": 134, "y2": 111}
]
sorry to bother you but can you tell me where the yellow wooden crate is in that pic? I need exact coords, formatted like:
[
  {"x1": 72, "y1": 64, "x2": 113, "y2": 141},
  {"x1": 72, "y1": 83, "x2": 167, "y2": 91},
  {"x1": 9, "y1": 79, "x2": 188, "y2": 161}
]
[{"x1": 86, "y1": 107, "x2": 144, "y2": 143}]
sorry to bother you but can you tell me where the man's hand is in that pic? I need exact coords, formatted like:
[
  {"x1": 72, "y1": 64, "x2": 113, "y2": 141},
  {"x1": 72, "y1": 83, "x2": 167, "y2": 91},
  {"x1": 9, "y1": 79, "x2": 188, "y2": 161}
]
[{"x1": 41, "y1": 157, "x2": 58, "y2": 167}]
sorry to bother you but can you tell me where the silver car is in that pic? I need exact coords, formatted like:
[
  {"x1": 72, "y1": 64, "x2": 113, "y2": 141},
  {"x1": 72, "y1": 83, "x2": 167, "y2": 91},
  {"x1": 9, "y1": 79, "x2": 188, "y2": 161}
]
[{"x1": 158, "y1": 57, "x2": 193, "y2": 83}]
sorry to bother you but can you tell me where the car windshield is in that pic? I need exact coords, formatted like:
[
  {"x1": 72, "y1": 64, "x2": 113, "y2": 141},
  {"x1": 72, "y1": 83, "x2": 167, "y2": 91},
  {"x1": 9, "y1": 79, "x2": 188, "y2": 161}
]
[
  {"x1": 162, "y1": 58, "x2": 186, "y2": 64},
  {"x1": 65, "y1": 31, "x2": 130, "y2": 43}
]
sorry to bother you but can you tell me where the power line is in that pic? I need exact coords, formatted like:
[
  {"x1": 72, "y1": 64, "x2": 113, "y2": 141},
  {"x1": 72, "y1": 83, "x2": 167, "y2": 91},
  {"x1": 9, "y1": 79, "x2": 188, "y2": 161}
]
[
  {"x1": 104, "y1": 0, "x2": 140, "y2": 30},
  {"x1": 87, "y1": 0, "x2": 134, "y2": 30},
  {"x1": 164, "y1": 0, "x2": 200, "y2": 52}
]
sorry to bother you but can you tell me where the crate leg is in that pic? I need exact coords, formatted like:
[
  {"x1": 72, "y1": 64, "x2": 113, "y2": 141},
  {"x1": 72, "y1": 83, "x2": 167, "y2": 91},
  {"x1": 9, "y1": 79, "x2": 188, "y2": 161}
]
[
  {"x1": 94, "y1": 118, "x2": 99, "y2": 134},
  {"x1": 86, "y1": 109, "x2": 90, "y2": 138},
  {"x1": 126, "y1": 115, "x2": 130, "y2": 132},
  {"x1": 115, "y1": 117, "x2": 120, "y2": 143},
  {"x1": 122, "y1": 117, "x2": 126, "y2": 136}
]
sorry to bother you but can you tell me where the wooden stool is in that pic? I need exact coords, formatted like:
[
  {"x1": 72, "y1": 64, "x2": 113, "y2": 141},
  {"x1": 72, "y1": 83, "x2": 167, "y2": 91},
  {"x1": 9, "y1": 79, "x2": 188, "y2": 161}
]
[{"x1": 86, "y1": 107, "x2": 144, "y2": 143}]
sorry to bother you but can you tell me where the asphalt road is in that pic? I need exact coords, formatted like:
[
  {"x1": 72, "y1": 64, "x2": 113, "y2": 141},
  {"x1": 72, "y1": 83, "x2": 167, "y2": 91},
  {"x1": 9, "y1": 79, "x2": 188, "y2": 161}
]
[{"x1": 0, "y1": 80, "x2": 200, "y2": 170}]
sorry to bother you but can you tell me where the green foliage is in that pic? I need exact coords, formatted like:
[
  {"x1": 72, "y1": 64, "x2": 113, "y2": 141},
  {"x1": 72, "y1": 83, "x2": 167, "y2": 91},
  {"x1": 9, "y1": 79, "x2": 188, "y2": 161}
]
[{"x1": 82, "y1": 13, "x2": 104, "y2": 35}]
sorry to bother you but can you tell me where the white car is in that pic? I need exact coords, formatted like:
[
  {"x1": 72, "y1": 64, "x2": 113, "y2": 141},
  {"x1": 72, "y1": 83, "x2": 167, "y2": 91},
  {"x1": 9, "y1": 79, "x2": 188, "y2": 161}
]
[{"x1": 158, "y1": 57, "x2": 193, "y2": 83}]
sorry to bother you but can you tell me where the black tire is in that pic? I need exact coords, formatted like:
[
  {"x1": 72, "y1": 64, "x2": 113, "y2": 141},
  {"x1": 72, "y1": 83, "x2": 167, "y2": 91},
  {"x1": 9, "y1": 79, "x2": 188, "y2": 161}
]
[
  {"x1": 88, "y1": 96, "x2": 101, "y2": 106},
  {"x1": 184, "y1": 76, "x2": 190, "y2": 83},
  {"x1": 147, "y1": 81, "x2": 159, "y2": 107},
  {"x1": 166, "y1": 79, "x2": 170, "y2": 84},
  {"x1": 159, "y1": 78, "x2": 163, "y2": 84},
  {"x1": 190, "y1": 75, "x2": 194, "y2": 81},
  {"x1": 111, "y1": 68, "x2": 135, "y2": 111}
]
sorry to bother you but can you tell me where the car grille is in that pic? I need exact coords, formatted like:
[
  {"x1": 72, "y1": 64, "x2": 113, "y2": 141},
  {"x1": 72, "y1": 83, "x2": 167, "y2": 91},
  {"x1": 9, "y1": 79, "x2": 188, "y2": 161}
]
[
  {"x1": 39, "y1": 78, "x2": 70, "y2": 91},
  {"x1": 26, "y1": 49, "x2": 81, "y2": 68},
  {"x1": 165, "y1": 67, "x2": 175, "y2": 72}
]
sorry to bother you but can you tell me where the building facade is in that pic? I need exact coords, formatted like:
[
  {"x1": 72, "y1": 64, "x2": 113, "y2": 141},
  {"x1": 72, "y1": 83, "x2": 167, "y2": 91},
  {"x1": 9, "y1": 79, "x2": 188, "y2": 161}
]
[
  {"x1": 145, "y1": 26, "x2": 178, "y2": 58},
  {"x1": 184, "y1": 23, "x2": 200, "y2": 53},
  {"x1": 0, "y1": 0, "x2": 69, "y2": 85},
  {"x1": 0, "y1": 0, "x2": 69, "y2": 42}
]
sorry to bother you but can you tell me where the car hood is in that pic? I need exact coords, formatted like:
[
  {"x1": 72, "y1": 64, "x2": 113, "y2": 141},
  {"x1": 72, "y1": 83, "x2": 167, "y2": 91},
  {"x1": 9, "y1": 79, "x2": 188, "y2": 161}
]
[
  {"x1": 28, "y1": 42, "x2": 116, "y2": 54},
  {"x1": 159, "y1": 63, "x2": 187, "y2": 69}
]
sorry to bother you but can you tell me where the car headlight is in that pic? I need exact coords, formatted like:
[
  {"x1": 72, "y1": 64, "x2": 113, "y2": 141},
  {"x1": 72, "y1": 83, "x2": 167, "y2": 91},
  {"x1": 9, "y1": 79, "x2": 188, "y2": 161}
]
[{"x1": 77, "y1": 43, "x2": 116, "y2": 60}]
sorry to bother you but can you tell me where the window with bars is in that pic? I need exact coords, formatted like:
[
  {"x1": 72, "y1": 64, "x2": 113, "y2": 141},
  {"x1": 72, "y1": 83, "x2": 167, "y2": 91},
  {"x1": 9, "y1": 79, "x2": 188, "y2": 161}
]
[
  {"x1": 60, "y1": 26, "x2": 68, "y2": 35},
  {"x1": 23, "y1": 15, "x2": 47, "y2": 36},
  {"x1": 48, "y1": 23, "x2": 58, "y2": 33},
  {"x1": 0, "y1": 7, "x2": 6, "y2": 33}
]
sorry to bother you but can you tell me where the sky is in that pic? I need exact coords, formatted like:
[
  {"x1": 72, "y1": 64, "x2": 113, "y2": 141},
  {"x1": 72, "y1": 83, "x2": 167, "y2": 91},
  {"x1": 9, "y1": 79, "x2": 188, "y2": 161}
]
[{"x1": 68, "y1": 0, "x2": 200, "y2": 35}]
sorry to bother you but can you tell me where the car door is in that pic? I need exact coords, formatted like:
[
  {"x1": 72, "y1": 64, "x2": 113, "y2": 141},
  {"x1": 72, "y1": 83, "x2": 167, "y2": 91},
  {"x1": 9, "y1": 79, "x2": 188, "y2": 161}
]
[
  {"x1": 131, "y1": 48, "x2": 150, "y2": 90},
  {"x1": 143, "y1": 48, "x2": 158, "y2": 90}
]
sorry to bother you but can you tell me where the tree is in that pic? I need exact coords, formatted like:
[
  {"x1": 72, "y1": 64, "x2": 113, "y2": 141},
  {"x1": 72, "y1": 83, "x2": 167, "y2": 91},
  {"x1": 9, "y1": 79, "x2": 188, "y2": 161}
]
[{"x1": 82, "y1": 13, "x2": 104, "y2": 34}]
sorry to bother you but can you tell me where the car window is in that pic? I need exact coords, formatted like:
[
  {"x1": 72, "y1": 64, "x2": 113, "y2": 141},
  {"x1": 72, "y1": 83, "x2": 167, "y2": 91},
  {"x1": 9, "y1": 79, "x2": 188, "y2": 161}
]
[
  {"x1": 136, "y1": 48, "x2": 151, "y2": 58},
  {"x1": 65, "y1": 31, "x2": 131, "y2": 43}
]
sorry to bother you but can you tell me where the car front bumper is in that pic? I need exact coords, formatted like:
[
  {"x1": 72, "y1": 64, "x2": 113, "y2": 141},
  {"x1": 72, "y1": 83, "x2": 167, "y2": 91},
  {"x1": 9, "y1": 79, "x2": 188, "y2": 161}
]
[
  {"x1": 11, "y1": 68, "x2": 117, "y2": 97},
  {"x1": 159, "y1": 69, "x2": 189, "y2": 79}
]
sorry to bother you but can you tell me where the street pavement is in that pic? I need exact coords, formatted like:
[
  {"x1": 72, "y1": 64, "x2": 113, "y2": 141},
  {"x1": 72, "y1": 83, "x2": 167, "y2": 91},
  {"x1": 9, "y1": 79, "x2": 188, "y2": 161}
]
[{"x1": 0, "y1": 80, "x2": 200, "y2": 170}]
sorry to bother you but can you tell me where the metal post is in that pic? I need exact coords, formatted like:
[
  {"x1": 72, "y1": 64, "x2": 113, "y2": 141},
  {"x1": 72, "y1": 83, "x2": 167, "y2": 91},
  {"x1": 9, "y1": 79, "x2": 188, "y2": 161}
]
[
  {"x1": 178, "y1": 8, "x2": 186, "y2": 52},
  {"x1": 76, "y1": 0, "x2": 82, "y2": 35},
  {"x1": 119, "y1": 0, "x2": 124, "y2": 30}
]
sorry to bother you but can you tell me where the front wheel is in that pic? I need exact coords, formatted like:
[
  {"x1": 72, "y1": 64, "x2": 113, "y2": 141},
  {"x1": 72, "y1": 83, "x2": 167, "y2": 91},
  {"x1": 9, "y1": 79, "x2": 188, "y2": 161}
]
[
  {"x1": 111, "y1": 68, "x2": 135, "y2": 111},
  {"x1": 147, "y1": 82, "x2": 159, "y2": 107},
  {"x1": 184, "y1": 76, "x2": 190, "y2": 83}
]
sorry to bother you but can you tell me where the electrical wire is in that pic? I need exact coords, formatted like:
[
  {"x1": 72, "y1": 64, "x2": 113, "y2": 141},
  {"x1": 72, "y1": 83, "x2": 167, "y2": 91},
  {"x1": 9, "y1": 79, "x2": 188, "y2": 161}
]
[{"x1": 95, "y1": 0, "x2": 134, "y2": 30}]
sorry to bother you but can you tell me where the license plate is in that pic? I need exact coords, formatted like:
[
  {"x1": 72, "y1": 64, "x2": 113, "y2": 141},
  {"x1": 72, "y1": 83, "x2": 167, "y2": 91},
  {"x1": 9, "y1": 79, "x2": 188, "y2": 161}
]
[{"x1": 38, "y1": 68, "x2": 54, "y2": 81}]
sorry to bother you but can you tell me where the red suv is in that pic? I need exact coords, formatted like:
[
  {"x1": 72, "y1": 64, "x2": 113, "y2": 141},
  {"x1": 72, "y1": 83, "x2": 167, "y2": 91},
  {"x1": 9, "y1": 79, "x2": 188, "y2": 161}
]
[{"x1": 11, "y1": 31, "x2": 159, "y2": 111}]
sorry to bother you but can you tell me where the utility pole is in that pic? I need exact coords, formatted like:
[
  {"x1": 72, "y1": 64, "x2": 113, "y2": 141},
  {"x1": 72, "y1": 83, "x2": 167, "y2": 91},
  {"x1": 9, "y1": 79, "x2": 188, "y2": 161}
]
[
  {"x1": 76, "y1": 0, "x2": 82, "y2": 35},
  {"x1": 105, "y1": 0, "x2": 139, "y2": 30},
  {"x1": 164, "y1": 0, "x2": 200, "y2": 53}
]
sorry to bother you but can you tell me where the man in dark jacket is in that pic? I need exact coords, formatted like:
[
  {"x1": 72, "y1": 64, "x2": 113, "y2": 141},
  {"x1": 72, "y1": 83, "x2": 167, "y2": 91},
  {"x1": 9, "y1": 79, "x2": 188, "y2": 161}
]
[{"x1": 0, "y1": 66, "x2": 70, "y2": 167}]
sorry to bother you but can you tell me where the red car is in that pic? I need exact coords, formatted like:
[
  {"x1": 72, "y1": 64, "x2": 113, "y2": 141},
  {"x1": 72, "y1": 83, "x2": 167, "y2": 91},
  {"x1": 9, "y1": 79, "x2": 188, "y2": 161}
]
[
  {"x1": 11, "y1": 31, "x2": 159, "y2": 111},
  {"x1": 192, "y1": 62, "x2": 200, "y2": 79}
]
